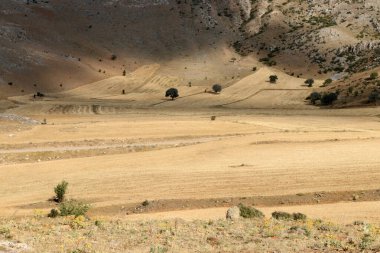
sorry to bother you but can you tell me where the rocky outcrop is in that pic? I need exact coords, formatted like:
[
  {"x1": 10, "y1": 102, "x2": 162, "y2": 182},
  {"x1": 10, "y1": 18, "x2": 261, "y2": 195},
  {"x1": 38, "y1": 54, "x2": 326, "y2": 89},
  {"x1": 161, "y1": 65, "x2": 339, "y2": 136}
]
[
  {"x1": 226, "y1": 206, "x2": 240, "y2": 220},
  {"x1": 337, "y1": 41, "x2": 380, "y2": 55}
]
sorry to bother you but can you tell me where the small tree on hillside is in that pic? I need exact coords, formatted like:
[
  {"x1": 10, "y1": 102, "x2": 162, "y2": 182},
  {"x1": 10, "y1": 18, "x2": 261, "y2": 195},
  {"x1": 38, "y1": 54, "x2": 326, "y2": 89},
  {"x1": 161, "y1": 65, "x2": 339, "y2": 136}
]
[
  {"x1": 165, "y1": 88, "x2": 179, "y2": 100},
  {"x1": 54, "y1": 180, "x2": 68, "y2": 203},
  {"x1": 305, "y1": 78, "x2": 314, "y2": 87},
  {"x1": 212, "y1": 84, "x2": 222, "y2": 93},
  {"x1": 269, "y1": 75, "x2": 278, "y2": 83}
]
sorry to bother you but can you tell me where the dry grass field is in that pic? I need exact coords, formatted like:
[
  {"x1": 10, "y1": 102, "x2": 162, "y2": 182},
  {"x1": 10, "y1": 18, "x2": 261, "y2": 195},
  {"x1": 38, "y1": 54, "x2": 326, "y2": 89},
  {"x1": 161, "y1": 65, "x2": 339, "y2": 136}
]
[
  {"x1": 1, "y1": 107, "x2": 380, "y2": 217},
  {"x1": 1, "y1": 107, "x2": 380, "y2": 252}
]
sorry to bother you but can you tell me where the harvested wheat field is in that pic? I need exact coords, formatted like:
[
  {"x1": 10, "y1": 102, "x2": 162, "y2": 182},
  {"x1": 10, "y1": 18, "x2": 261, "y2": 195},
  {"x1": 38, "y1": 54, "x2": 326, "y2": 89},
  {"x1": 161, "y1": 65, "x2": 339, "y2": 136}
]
[{"x1": 1, "y1": 107, "x2": 380, "y2": 252}]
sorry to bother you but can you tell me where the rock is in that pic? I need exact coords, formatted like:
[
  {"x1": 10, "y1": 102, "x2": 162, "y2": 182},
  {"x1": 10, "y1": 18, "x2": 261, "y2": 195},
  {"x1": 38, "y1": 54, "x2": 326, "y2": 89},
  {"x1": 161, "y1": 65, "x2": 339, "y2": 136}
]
[
  {"x1": 352, "y1": 194, "x2": 359, "y2": 201},
  {"x1": 226, "y1": 206, "x2": 240, "y2": 220},
  {"x1": 0, "y1": 241, "x2": 31, "y2": 252}
]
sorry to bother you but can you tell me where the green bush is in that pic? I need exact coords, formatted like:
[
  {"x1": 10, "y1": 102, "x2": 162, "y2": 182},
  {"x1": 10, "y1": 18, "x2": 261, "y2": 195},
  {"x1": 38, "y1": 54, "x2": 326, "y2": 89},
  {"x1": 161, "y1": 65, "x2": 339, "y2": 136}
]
[
  {"x1": 272, "y1": 211, "x2": 293, "y2": 220},
  {"x1": 321, "y1": 92, "x2": 338, "y2": 105},
  {"x1": 293, "y1": 212, "x2": 307, "y2": 221},
  {"x1": 54, "y1": 180, "x2": 68, "y2": 203},
  {"x1": 48, "y1": 209, "x2": 59, "y2": 218},
  {"x1": 239, "y1": 204, "x2": 264, "y2": 219},
  {"x1": 59, "y1": 200, "x2": 90, "y2": 217},
  {"x1": 272, "y1": 211, "x2": 307, "y2": 221}
]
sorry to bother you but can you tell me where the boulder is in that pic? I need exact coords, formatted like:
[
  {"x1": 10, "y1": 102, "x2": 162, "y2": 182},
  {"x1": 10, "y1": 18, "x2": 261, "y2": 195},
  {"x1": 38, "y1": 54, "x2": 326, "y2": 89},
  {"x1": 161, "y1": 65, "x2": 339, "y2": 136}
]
[{"x1": 226, "y1": 206, "x2": 240, "y2": 220}]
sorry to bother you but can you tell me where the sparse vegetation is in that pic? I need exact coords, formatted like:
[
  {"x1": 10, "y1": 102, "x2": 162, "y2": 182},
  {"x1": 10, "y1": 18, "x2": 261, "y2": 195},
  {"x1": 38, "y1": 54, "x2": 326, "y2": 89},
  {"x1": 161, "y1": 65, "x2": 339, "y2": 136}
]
[
  {"x1": 1, "y1": 216, "x2": 380, "y2": 252},
  {"x1": 59, "y1": 200, "x2": 90, "y2": 217}
]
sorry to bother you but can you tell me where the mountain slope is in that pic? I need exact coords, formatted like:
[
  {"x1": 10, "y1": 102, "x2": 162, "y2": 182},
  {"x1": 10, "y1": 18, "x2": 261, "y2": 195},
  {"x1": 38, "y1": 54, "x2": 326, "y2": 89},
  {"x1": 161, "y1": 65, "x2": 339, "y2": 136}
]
[{"x1": 1, "y1": 0, "x2": 380, "y2": 107}]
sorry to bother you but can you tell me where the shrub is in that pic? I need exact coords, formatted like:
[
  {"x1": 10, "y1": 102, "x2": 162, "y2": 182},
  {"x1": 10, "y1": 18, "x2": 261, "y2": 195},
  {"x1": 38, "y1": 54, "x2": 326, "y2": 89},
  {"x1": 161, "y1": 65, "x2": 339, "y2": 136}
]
[
  {"x1": 54, "y1": 180, "x2": 68, "y2": 203},
  {"x1": 321, "y1": 92, "x2": 338, "y2": 105},
  {"x1": 59, "y1": 200, "x2": 90, "y2": 217},
  {"x1": 272, "y1": 211, "x2": 293, "y2": 220},
  {"x1": 111, "y1": 54, "x2": 117, "y2": 60},
  {"x1": 293, "y1": 212, "x2": 307, "y2": 221},
  {"x1": 48, "y1": 208, "x2": 59, "y2": 218},
  {"x1": 368, "y1": 90, "x2": 379, "y2": 103},
  {"x1": 305, "y1": 78, "x2": 314, "y2": 87},
  {"x1": 212, "y1": 84, "x2": 222, "y2": 93},
  {"x1": 323, "y1": 78, "x2": 333, "y2": 86},
  {"x1": 142, "y1": 200, "x2": 150, "y2": 206},
  {"x1": 165, "y1": 88, "x2": 179, "y2": 100},
  {"x1": 309, "y1": 92, "x2": 321, "y2": 104},
  {"x1": 272, "y1": 211, "x2": 307, "y2": 221},
  {"x1": 369, "y1": 72, "x2": 378, "y2": 80},
  {"x1": 269, "y1": 75, "x2": 278, "y2": 83},
  {"x1": 238, "y1": 204, "x2": 264, "y2": 219}
]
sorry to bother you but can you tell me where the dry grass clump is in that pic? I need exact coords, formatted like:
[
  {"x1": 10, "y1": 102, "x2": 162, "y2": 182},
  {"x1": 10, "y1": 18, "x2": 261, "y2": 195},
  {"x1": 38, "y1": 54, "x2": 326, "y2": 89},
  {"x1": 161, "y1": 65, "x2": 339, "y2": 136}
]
[{"x1": 1, "y1": 214, "x2": 380, "y2": 252}]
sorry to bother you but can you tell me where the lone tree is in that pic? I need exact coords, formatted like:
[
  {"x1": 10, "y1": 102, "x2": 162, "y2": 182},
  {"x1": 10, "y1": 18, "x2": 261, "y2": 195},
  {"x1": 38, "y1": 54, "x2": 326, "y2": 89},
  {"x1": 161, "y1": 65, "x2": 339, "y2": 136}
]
[
  {"x1": 305, "y1": 78, "x2": 314, "y2": 87},
  {"x1": 54, "y1": 180, "x2": 68, "y2": 203},
  {"x1": 269, "y1": 75, "x2": 278, "y2": 83},
  {"x1": 165, "y1": 88, "x2": 179, "y2": 100},
  {"x1": 212, "y1": 84, "x2": 222, "y2": 93}
]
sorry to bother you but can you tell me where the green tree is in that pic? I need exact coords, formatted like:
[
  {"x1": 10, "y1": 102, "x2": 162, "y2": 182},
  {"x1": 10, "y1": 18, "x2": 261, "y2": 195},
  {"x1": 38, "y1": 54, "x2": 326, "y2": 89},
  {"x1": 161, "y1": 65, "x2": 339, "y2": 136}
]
[
  {"x1": 54, "y1": 180, "x2": 68, "y2": 203},
  {"x1": 269, "y1": 75, "x2": 278, "y2": 83},
  {"x1": 212, "y1": 84, "x2": 222, "y2": 93},
  {"x1": 305, "y1": 78, "x2": 314, "y2": 87},
  {"x1": 165, "y1": 88, "x2": 179, "y2": 100}
]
